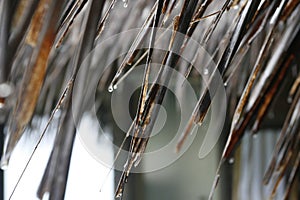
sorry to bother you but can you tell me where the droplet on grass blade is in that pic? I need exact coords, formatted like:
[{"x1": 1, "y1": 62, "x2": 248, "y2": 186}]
[
  {"x1": 203, "y1": 68, "x2": 209, "y2": 75},
  {"x1": 0, "y1": 160, "x2": 8, "y2": 170},
  {"x1": 108, "y1": 85, "x2": 114, "y2": 92},
  {"x1": 122, "y1": 0, "x2": 128, "y2": 8},
  {"x1": 233, "y1": 5, "x2": 239, "y2": 10},
  {"x1": 287, "y1": 96, "x2": 293, "y2": 103},
  {"x1": 0, "y1": 83, "x2": 13, "y2": 98}
]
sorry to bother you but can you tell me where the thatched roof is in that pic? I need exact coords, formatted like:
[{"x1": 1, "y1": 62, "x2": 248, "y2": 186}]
[{"x1": 0, "y1": 0, "x2": 299, "y2": 199}]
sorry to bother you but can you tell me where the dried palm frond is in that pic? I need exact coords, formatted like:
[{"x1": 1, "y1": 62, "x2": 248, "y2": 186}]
[{"x1": 0, "y1": 0, "x2": 299, "y2": 199}]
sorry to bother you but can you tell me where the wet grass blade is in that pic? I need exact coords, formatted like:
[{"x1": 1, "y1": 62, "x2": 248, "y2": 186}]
[
  {"x1": 115, "y1": 0, "x2": 198, "y2": 197},
  {"x1": 251, "y1": 55, "x2": 294, "y2": 133},
  {"x1": 38, "y1": 0, "x2": 106, "y2": 199},
  {"x1": 177, "y1": 0, "x2": 261, "y2": 152},
  {"x1": 222, "y1": 0, "x2": 289, "y2": 159},
  {"x1": 9, "y1": 0, "x2": 41, "y2": 51},
  {"x1": 109, "y1": 2, "x2": 158, "y2": 90},
  {"x1": 96, "y1": 0, "x2": 118, "y2": 38},
  {"x1": 263, "y1": 87, "x2": 300, "y2": 185},
  {"x1": 283, "y1": 150, "x2": 300, "y2": 200},
  {"x1": 201, "y1": 0, "x2": 231, "y2": 44},
  {"x1": 55, "y1": 0, "x2": 88, "y2": 48},
  {"x1": 2, "y1": 0, "x2": 65, "y2": 198},
  {"x1": 135, "y1": 0, "x2": 164, "y2": 140}
]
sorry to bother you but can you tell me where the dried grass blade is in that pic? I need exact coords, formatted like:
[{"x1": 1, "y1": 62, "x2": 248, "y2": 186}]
[
  {"x1": 115, "y1": 0, "x2": 198, "y2": 197},
  {"x1": 38, "y1": 0, "x2": 106, "y2": 199},
  {"x1": 1, "y1": 0, "x2": 60, "y2": 169},
  {"x1": 222, "y1": 0, "x2": 289, "y2": 159},
  {"x1": 263, "y1": 87, "x2": 300, "y2": 184}
]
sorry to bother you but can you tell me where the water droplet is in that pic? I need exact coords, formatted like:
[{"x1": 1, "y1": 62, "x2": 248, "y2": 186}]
[
  {"x1": 267, "y1": 110, "x2": 275, "y2": 119},
  {"x1": 116, "y1": 193, "x2": 123, "y2": 198},
  {"x1": 229, "y1": 158, "x2": 234, "y2": 164},
  {"x1": 116, "y1": 70, "x2": 121, "y2": 77},
  {"x1": 224, "y1": 82, "x2": 228, "y2": 87},
  {"x1": 123, "y1": 160, "x2": 128, "y2": 168},
  {"x1": 174, "y1": 2, "x2": 179, "y2": 8},
  {"x1": 252, "y1": 134, "x2": 258, "y2": 139},
  {"x1": 203, "y1": 68, "x2": 209, "y2": 75},
  {"x1": 1, "y1": 164, "x2": 8, "y2": 170},
  {"x1": 0, "y1": 159, "x2": 8, "y2": 170},
  {"x1": 113, "y1": 84, "x2": 118, "y2": 90},
  {"x1": 287, "y1": 96, "x2": 293, "y2": 103},
  {"x1": 108, "y1": 85, "x2": 113, "y2": 93},
  {"x1": 122, "y1": 0, "x2": 128, "y2": 8},
  {"x1": 0, "y1": 83, "x2": 13, "y2": 98},
  {"x1": 268, "y1": 111, "x2": 275, "y2": 119},
  {"x1": 233, "y1": 5, "x2": 239, "y2": 10}
]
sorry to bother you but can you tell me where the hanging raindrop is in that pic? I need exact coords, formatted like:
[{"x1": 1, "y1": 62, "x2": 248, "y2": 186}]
[
  {"x1": 108, "y1": 85, "x2": 114, "y2": 93},
  {"x1": 233, "y1": 5, "x2": 239, "y2": 10},
  {"x1": 203, "y1": 68, "x2": 209, "y2": 75},
  {"x1": 0, "y1": 83, "x2": 13, "y2": 98},
  {"x1": 268, "y1": 111, "x2": 275, "y2": 119},
  {"x1": 122, "y1": 0, "x2": 128, "y2": 8},
  {"x1": 287, "y1": 96, "x2": 293, "y2": 103},
  {"x1": 116, "y1": 192, "x2": 123, "y2": 199}
]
